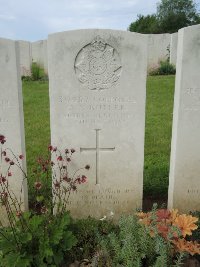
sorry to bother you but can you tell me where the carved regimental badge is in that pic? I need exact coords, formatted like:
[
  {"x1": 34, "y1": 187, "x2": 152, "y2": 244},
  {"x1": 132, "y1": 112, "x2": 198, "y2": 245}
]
[{"x1": 74, "y1": 36, "x2": 122, "y2": 90}]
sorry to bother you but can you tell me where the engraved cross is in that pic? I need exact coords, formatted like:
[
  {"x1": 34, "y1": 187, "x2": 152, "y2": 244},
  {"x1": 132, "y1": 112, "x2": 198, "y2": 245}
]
[{"x1": 80, "y1": 129, "x2": 115, "y2": 185}]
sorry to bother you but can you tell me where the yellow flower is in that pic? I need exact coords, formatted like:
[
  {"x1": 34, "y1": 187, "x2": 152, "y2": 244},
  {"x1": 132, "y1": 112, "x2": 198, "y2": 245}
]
[{"x1": 173, "y1": 214, "x2": 198, "y2": 237}]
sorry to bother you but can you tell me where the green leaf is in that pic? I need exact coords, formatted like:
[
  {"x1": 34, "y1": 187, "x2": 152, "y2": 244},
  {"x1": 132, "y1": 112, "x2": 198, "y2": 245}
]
[
  {"x1": 53, "y1": 250, "x2": 64, "y2": 265},
  {"x1": 29, "y1": 215, "x2": 44, "y2": 232},
  {"x1": 62, "y1": 231, "x2": 77, "y2": 250},
  {"x1": 36, "y1": 195, "x2": 44, "y2": 202},
  {"x1": 20, "y1": 233, "x2": 32, "y2": 244}
]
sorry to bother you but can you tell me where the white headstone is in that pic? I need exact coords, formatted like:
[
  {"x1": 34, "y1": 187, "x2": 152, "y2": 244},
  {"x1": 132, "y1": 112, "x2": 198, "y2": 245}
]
[
  {"x1": 170, "y1": 33, "x2": 178, "y2": 66},
  {"x1": 0, "y1": 38, "x2": 28, "y2": 224},
  {"x1": 48, "y1": 29, "x2": 147, "y2": 219},
  {"x1": 168, "y1": 25, "x2": 200, "y2": 212},
  {"x1": 148, "y1": 33, "x2": 171, "y2": 69},
  {"x1": 17, "y1": 40, "x2": 32, "y2": 76},
  {"x1": 31, "y1": 40, "x2": 48, "y2": 73}
]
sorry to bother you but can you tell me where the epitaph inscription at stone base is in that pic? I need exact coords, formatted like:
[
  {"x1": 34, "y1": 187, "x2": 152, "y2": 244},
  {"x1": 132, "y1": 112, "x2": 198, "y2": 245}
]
[
  {"x1": 168, "y1": 25, "x2": 200, "y2": 212},
  {"x1": 48, "y1": 30, "x2": 147, "y2": 219},
  {"x1": 0, "y1": 38, "x2": 28, "y2": 225}
]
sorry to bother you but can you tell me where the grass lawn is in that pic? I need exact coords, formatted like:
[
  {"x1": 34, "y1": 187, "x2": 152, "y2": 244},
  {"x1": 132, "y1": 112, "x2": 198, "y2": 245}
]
[{"x1": 22, "y1": 75, "x2": 175, "y2": 200}]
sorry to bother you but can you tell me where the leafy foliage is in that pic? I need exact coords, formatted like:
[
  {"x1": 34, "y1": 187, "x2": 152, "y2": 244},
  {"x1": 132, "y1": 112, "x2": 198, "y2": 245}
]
[
  {"x1": 0, "y1": 137, "x2": 89, "y2": 267},
  {"x1": 0, "y1": 212, "x2": 76, "y2": 267},
  {"x1": 149, "y1": 60, "x2": 176, "y2": 76},
  {"x1": 128, "y1": 14, "x2": 160, "y2": 34},
  {"x1": 98, "y1": 214, "x2": 175, "y2": 266},
  {"x1": 68, "y1": 217, "x2": 118, "y2": 264},
  {"x1": 22, "y1": 62, "x2": 48, "y2": 81},
  {"x1": 31, "y1": 62, "x2": 48, "y2": 81},
  {"x1": 157, "y1": 0, "x2": 200, "y2": 33},
  {"x1": 128, "y1": 0, "x2": 200, "y2": 33}
]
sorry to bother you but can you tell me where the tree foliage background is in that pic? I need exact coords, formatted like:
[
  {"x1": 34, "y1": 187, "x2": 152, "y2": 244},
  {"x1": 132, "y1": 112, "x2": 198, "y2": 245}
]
[{"x1": 129, "y1": 0, "x2": 200, "y2": 33}]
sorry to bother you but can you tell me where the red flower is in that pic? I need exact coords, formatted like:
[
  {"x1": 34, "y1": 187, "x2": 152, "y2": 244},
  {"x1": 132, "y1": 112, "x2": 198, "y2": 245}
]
[
  {"x1": 16, "y1": 211, "x2": 22, "y2": 218},
  {"x1": 8, "y1": 172, "x2": 12, "y2": 177},
  {"x1": 34, "y1": 181, "x2": 42, "y2": 190},
  {"x1": 0, "y1": 175, "x2": 6, "y2": 184},
  {"x1": 0, "y1": 135, "x2": 6, "y2": 144},
  {"x1": 57, "y1": 156, "x2": 63, "y2": 161},
  {"x1": 54, "y1": 180, "x2": 60, "y2": 189},
  {"x1": 48, "y1": 145, "x2": 53, "y2": 151},
  {"x1": 19, "y1": 154, "x2": 24, "y2": 160},
  {"x1": 81, "y1": 175, "x2": 87, "y2": 183},
  {"x1": 5, "y1": 157, "x2": 10, "y2": 162},
  {"x1": 63, "y1": 176, "x2": 71, "y2": 182}
]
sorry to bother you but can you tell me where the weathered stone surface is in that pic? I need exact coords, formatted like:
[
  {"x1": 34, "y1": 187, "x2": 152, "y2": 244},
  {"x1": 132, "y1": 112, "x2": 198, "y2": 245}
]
[
  {"x1": 0, "y1": 38, "x2": 28, "y2": 224},
  {"x1": 48, "y1": 29, "x2": 147, "y2": 219},
  {"x1": 170, "y1": 32, "x2": 178, "y2": 66},
  {"x1": 148, "y1": 33, "x2": 171, "y2": 68},
  {"x1": 168, "y1": 25, "x2": 200, "y2": 212},
  {"x1": 17, "y1": 40, "x2": 32, "y2": 76},
  {"x1": 31, "y1": 39, "x2": 48, "y2": 73}
]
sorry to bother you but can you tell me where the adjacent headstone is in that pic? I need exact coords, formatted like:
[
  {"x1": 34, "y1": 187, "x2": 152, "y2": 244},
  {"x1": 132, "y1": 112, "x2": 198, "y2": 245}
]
[
  {"x1": 0, "y1": 38, "x2": 28, "y2": 225},
  {"x1": 170, "y1": 33, "x2": 178, "y2": 66},
  {"x1": 148, "y1": 33, "x2": 171, "y2": 69},
  {"x1": 31, "y1": 40, "x2": 48, "y2": 73},
  {"x1": 168, "y1": 25, "x2": 200, "y2": 212},
  {"x1": 17, "y1": 40, "x2": 32, "y2": 76},
  {"x1": 48, "y1": 29, "x2": 147, "y2": 219}
]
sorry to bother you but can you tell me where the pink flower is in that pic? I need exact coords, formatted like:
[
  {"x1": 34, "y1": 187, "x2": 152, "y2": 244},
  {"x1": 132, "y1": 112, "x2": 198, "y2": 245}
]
[
  {"x1": 57, "y1": 156, "x2": 63, "y2": 161},
  {"x1": 19, "y1": 155, "x2": 24, "y2": 160},
  {"x1": 5, "y1": 157, "x2": 10, "y2": 162},
  {"x1": 81, "y1": 175, "x2": 87, "y2": 183},
  {"x1": 0, "y1": 175, "x2": 6, "y2": 184},
  {"x1": 34, "y1": 181, "x2": 42, "y2": 190},
  {"x1": 54, "y1": 180, "x2": 60, "y2": 189},
  {"x1": 0, "y1": 135, "x2": 6, "y2": 144},
  {"x1": 48, "y1": 145, "x2": 53, "y2": 151}
]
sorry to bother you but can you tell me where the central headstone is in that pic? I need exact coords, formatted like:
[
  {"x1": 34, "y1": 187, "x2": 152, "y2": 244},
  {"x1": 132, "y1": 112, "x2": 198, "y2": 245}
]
[{"x1": 48, "y1": 29, "x2": 147, "y2": 219}]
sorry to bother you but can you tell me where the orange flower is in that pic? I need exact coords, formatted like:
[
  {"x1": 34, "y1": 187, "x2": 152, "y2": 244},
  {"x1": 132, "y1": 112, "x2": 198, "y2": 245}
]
[
  {"x1": 169, "y1": 209, "x2": 179, "y2": 223},
  {"x1": 136, "y1": 212, "x2": 151, "y2": 226},
  {"x1": 173, "y1": 239, "x2": 200, "y2": 256},
  {"x1": 173, "y1": 214, "x2": 198, "y2": 237},
  {"x1": 135, "y1": 211, "x2": 148, "y2": 219}
]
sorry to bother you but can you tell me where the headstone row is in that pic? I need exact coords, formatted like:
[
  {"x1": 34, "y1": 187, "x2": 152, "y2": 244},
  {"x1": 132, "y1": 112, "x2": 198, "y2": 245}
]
[
  {"x1": 168, "y1": 24, "x2": 200, "y2": 212},
  {"x1": 17, "y1": 33, "x2": 177, "y2": 77},
  {"x1": 0, "y1": 26, "x2": 199, "y2": 223},
  {"x1": 17, "y1": 39, "x2": 48, "y2": 76},
  {"x1": 0, "y1": 38, "x2": 28, "y2": 225}
]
